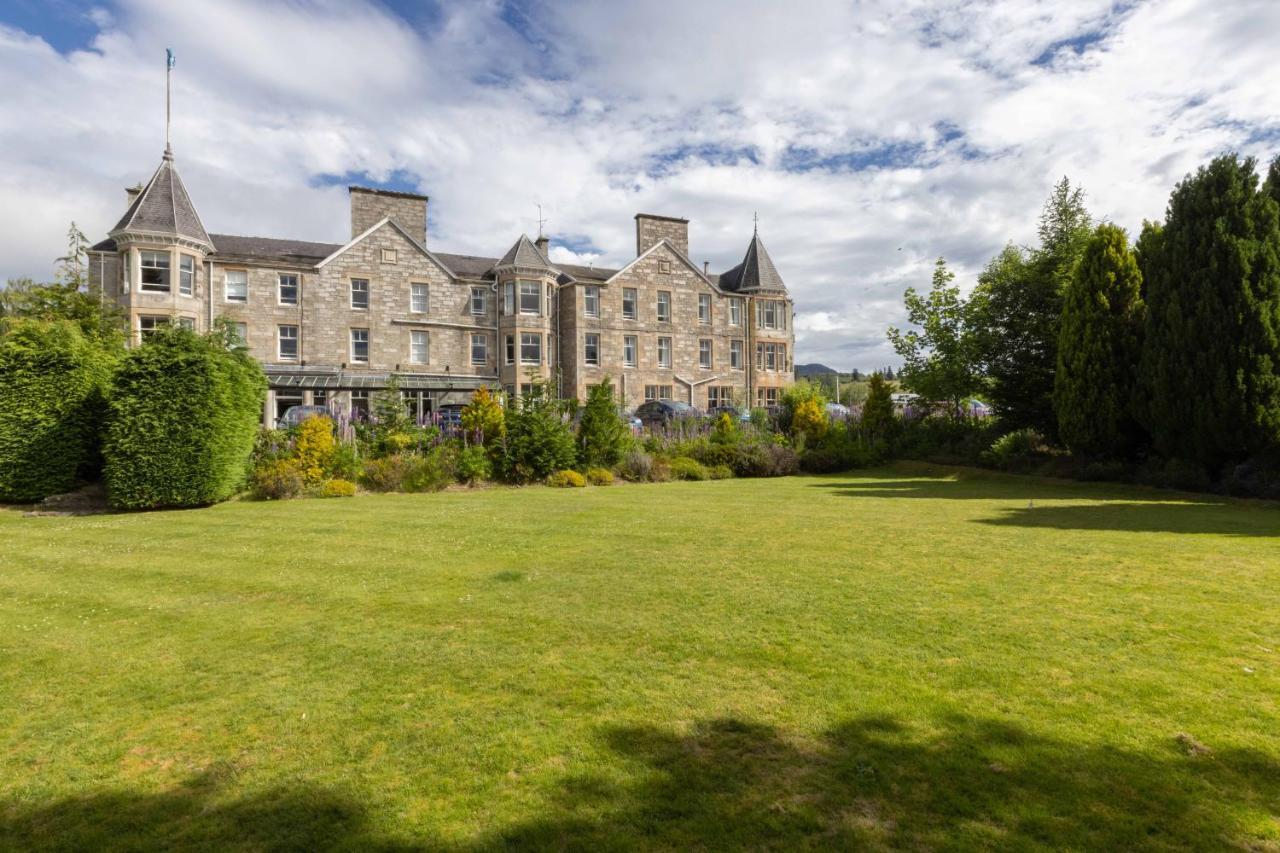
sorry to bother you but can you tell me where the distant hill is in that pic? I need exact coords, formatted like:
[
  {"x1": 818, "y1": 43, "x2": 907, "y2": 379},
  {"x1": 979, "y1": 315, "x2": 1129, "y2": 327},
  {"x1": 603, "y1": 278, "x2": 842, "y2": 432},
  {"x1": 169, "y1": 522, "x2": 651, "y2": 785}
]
[{"x1": 795, "y1": 363, "x2": 839, "y2": 377}]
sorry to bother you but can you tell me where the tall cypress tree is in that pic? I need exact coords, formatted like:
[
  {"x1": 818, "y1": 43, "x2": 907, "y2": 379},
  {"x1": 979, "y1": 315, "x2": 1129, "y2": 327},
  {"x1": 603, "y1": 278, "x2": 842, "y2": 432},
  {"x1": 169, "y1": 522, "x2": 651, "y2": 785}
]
[
  {"x1": 1138, "y1": 154, "x2": 1280, "y2": 471},
  {"x1": 1054, "y1": 224, "x2": 1145, "y2": 458}
]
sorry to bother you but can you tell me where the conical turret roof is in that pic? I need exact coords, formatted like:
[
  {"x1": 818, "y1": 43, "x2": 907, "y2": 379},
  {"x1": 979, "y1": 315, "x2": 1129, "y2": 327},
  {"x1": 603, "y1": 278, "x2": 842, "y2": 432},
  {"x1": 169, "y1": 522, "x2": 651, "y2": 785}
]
[
  {"x1": 496, "y1": 233, "x2": 552, "y2": 269},
  {"x1": 110, "y1": 149, "x2": 211, "y2": 248},
  {"x1": 718, "y1": 231, "x2": 787, "y2": 293}
]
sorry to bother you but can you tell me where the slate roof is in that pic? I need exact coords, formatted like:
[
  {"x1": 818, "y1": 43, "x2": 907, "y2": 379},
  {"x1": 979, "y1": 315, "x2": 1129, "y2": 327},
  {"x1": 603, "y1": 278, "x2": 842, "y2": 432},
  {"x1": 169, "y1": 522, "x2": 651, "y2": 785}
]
[
  {"x1": 496, "y1": 234, "x2": 552, "y2": 269},
  {"x1": 719, "y1": 232, "x2": 787, "y2": 294},
  {"x1": 110, "y1": 150, "x2": 211, "y2": 247}
]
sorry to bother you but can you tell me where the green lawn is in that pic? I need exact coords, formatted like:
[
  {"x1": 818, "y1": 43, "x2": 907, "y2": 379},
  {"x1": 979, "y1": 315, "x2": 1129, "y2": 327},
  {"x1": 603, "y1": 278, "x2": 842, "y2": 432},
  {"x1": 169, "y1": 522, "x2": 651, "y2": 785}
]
[{"x1": 2, "y1": 463, "x2": 1278, "y2": 851}]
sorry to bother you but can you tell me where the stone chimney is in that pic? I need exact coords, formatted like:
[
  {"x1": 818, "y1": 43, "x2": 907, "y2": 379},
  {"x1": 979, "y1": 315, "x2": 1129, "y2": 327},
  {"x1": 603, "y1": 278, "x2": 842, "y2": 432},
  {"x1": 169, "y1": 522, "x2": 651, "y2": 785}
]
[
  {"x1": 125, "y1": 183, "x2": 144, "y2": 207},
  {"x1": 635, "y1": 213, "x2": 689, "y2": 258},
  {"x1": 535, "y1": 235, "x2": 550, "y2": 260},
  {"x1": 703, "y1": 261, "x2": 710, "y2": 275},
  {"x1": 350, "y1": 186, "x2": 429, "y2": 245}
]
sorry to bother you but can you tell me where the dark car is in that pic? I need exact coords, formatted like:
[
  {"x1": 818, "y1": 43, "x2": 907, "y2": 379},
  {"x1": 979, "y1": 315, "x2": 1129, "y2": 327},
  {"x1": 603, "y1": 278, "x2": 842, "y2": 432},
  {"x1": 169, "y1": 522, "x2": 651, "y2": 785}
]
[
  {"x1": 634, "y1": 400, "x2": 702, "y2": 427},
  {"x1": 279, "y1": 405, "x2": 331, "y2": 429}
]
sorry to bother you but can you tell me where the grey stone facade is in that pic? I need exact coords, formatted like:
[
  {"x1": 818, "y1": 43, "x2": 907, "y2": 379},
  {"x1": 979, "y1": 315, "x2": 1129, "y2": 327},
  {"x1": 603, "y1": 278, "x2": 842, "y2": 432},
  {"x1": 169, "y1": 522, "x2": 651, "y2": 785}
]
[{"x1": 88, "y1": 148, "x2": 795, "y2": 424}]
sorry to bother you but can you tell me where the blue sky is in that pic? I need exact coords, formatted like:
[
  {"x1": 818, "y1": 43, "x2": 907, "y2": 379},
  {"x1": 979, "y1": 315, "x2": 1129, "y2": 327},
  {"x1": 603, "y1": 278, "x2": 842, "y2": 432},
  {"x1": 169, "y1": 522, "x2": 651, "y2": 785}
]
[{"x1": 1, "y1": 0, "x2": 1278, "y2": 368}]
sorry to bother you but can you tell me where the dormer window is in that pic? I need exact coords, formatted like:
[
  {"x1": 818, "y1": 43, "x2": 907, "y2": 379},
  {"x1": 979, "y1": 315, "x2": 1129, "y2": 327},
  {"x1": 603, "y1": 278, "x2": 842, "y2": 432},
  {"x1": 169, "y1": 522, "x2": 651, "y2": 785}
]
[{"x1": 139, "y1": 251, "x2": 171, "y2": 292}]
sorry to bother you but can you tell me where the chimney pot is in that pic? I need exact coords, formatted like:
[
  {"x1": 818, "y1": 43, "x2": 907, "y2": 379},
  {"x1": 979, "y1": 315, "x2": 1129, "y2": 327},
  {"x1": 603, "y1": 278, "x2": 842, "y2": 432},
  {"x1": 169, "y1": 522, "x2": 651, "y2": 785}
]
[
  {"x1": 703, "y1": 261, "x2": 709, "y2": 275},
  {"x1": 535, "y1": 235, "x2": 550, "y2": 258}
]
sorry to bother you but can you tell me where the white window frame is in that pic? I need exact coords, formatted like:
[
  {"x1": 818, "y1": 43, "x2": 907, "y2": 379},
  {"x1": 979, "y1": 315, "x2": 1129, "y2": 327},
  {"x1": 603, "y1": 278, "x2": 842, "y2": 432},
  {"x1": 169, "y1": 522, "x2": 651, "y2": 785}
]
[
  {"x1": 233, "y1": 322, "x2": 248, "y2": 346},
  {"x1": 698, "y1": 293, "x2": 711, "y2": 324},
  {"x1": 623, "y1": 335, "x2": 637, "y2": 368},
  {"x1": 520, "y1": 332, "x2": 542, "y2": 364},
  {"x1": 699, "y1": 339, "x2": 712, "y2": 369},
  {"x1": 139, "y1": 250, "x2": 171, "y2": 293},
  {"x1": 519, "y1": 280, "x2": 541, "y2": 315},
  {"x1": 278, "y1": 273, "x2": 299, "y2": 306},
  {"x1": 410, "y1": 282, "x2": 429, "y2": 314},
  {"x1": 471, "y1": 287, "x2": 486, "y2": 316},
  {"x1": 350, "y1": 278, "x2": 369, "y2": 310},
  {"x1": 622, "y1": 287, "x2": 637, "y2": 320},
  {"x1": 656, "y1": 291, "x2": 671, "y2": 323},
  {"x1": 730, "y1": 298, "x2": 742, "y2": 326},
  {"x1": 224, "y1": 269, "x2": 247, "y2": 303},
  {"x1": 505, "y1": 334, "x2": 515, "y2": 365},
  {"x1": 278, "y1": 325, "x2": 298, "y2": 360},
  {"x1": 409, "y1": 330, "x2": 429, "y2": 364},
  {"x1": 503, "y1": 282, "x2": 515, "y2": 315},
  {"x1": 730, "y1": 339, "x2": 743, "y2": 370},
  {"x1": 584, "y1": 333, "x2": 600, "y2": 366},
  {"x1": 471, "y1": 333, "x2": 487, "y2": 365},
  {"x1": 657, "y1": 336, "x2": 672, "y2": 368},
  {"x1": 179, "y1": 254, "x2": 195, "y2": 296},
  {"x1": 350, "y1": 328, "x2": 370, "y2": 363},
  {"x1": 584, "y1": 286, "x2": 599, "y2": 318},
  {"x1": 176, "y1": 317, "x2": 195, "y2": 331},
  {"x1": 138, "y1": 315, "x2": 168, "y2": 336}
]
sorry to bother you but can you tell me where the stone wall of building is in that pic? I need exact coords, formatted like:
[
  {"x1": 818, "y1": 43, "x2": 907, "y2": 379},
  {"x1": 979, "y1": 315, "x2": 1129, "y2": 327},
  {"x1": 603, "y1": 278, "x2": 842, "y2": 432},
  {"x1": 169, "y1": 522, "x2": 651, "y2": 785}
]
[
  {"x1": 635, "y1": 214, "x2": 689, "y2": 258},
  {"x1": 350, "y1": 187, "x2": 428, "y2": 245}
]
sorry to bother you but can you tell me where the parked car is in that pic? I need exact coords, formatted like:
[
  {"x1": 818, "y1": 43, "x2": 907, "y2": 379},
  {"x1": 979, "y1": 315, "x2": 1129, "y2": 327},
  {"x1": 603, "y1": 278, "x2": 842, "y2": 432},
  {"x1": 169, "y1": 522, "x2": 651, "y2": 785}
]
[
  {"x1": 634, "y1": 400, "x2": 702, "y2": 427},
  {"x1": 279, "y1": 405, "x2": 331, "y2": 428}
]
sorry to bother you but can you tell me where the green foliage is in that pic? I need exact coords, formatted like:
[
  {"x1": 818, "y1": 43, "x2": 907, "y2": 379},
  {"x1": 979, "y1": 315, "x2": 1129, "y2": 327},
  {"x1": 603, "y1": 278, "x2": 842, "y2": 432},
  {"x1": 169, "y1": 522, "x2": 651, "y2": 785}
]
[
  {"x1": 888, "y1": 258, "x2": 984, "y2": 416},
  {"x1": 577, "y1": 378, "x2": 630, "y2": 469},
  {"x1": 618, "y1": 450, "x2": 655, "y2": 482},
  {"x1": 457, "y1": 444, "x2": 493, "y2": 485},
  {"x1": 585, "y1": 467, "x2": 614, "y2": 486},
  {"x1": 293, "y1": 416, "x2": 336, "y2": 485},
  {"x1": 800, "y1": 420, "x2": 882, "y2": 473},
  {"x1": 547, "y1": 469, "x2": 586, "y2": 488},
  {"x1": 1054, "y1": 224, "x2": 1147, "y2": 458},
  {"x1": 861, "y1": 373, "x2": 895, "y2": 438},
  {"x1": 778, "y1": 380, "x2": 827, "y2": 435},
  {"x1": 790, "y1": 399, "x2": 828, "y2": 443},
  {"x1": 707, "y1": 464, "x2": 734, "y2": 480},
  {"x1": 251, "y1": 459, "x2": 304, "y2": 500},
  {"x1": 0, "y1": 320, "x2": 114, "y2": 502},
  {"x1": 1138, "y1": 154, "x2": 1280, "y2": 471},
  {"x1": 710, "y1": 412, "x2": 740, "y2": 445},
  {"x1": 972, "y1": 179, "x2": 1093, "y2": 437},
  {"x1": 499, "y1": 381, "x2": 576, "y2": 483},
  {"x1": 669, "y1": 457, "x2": 710, "y2": 481},
  {"x1": 103, "y1": 324, "x2": 265, "y2": 509},
  {"x1": 461, "y1": 387, "x2": 506, "y2": 446},
  {"x1": 402, "y1": 446, "x2": 457, "y2": 493},
  {"x1": 360, "y1": 454, "x2": 417, "y2": 492},
  {"x1": 893, "y1": 417, "x2": 1004, "y2": 467},
  {"x1": 982, "y1": 428, "x2": 1050, "y2": 472},
  {"x1": 318, "y1": 478, "x2": 357, "y2": 498}
]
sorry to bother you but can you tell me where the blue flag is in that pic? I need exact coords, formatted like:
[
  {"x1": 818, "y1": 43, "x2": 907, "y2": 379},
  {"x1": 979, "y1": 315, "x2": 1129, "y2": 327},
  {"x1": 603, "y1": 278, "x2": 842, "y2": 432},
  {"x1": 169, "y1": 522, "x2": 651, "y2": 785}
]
[{"x1": 166, "y1": 48, "x2": 175, "y2": 70}]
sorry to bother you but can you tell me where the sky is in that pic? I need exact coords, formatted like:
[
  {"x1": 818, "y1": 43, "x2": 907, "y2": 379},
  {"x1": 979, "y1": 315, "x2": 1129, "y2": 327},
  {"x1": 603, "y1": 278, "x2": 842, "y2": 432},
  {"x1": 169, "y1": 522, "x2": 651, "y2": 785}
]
[{"x1": 1, "y1": 0, "x2": 1278, "y2": 370}]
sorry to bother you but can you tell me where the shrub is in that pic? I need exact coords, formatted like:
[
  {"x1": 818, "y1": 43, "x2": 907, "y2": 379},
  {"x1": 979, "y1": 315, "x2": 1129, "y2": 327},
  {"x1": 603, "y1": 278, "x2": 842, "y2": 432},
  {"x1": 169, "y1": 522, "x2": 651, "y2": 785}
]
[
  {"x1": 499, "y1": 383, "x2": 576, "y2": 483},
  {"x1": 360, "y1": 454, "x2": 416, "y2": 492},
  {"x1": 403, "y1": 446, "x2": 457, "y2": 493},
  {"x1": 861, "y1": 373, "x2": 896, "y2": 439},
  {"x1": 710, "y1": 412, "x2": 740, "y2": 445},
  {"x1": 547, "y1": 469, "x2": 586, "y2": 488},
  {"x1": 982, "y1": 428, "x2": 1048, "y2": 471},
  {"x1": 318, "y1": 478, "x2": 357, "y2": 498},
  {"x1": 648, "y1": 458, "x2": 673, "y2": 483},
  {"x1": 0, "y1": 320, "x2": 114, "y2": 502},
  {"x1": 293, "y1": 415, "x2": 336, "y2": 485},
  {"x1": 103, "y1": 325, "x2": 265, "y2": 509},
  {"x1": 791, "y1": 398, "x2": 829, "y2": 443},
  {"x1": 618, "y1": 450, "x2": 654, "y2": 482},
  {"x1": 669, "y1": 457, "x2": 710, "y2": 481},
  {"x1": 461, "y1": 387, "x2": 505, "y2": 446},
  {"x1": 457, "y1": 444, "x2": 493, "y2": 485},
  {"x1": 780, "y1": 380, "x2": 828, "y2": 437},
  {"x1": 708, "y1": 464, "x2": 734, "y2": 480},
  {"x1": 577, "y1": 378, "x2": 630, "y2": 469},
  {"x1": 251, "y1": 459, "x2": 304, "y2": 500},
  {"x1": 585, "y1": 467, "x2": 614, "y2": 486},
  {"x1": 1223, "y1": 451, "x2": 1280, "y2": 499},
  {"x1": 330, "y1": 442, "x2": 360, "y2": 481}
]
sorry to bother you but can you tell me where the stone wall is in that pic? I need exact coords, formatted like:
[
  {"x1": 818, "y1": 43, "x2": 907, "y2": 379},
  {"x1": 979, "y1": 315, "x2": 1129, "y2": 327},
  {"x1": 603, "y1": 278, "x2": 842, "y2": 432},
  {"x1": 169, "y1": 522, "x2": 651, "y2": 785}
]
[
  {"x1": 350, "y1": 187, "x2": 428, "y2": 245},
  {"x1": 635, "y1": 214, "x2": 689, "y2": 258}
]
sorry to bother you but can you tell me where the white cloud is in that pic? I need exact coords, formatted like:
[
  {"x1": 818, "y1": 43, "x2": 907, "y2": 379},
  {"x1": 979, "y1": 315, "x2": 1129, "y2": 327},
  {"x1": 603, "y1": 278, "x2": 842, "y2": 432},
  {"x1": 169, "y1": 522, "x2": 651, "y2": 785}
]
[{"x1": 1, "y1": 0, "x2": 1278, "y2": 368}]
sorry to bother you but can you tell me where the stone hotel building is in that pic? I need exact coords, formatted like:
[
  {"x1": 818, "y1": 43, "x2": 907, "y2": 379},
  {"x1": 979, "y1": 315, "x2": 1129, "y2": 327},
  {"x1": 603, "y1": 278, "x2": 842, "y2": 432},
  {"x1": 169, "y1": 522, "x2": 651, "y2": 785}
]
[{"x1": 88, "y1": 146, "x2": 795, "y2": 424}]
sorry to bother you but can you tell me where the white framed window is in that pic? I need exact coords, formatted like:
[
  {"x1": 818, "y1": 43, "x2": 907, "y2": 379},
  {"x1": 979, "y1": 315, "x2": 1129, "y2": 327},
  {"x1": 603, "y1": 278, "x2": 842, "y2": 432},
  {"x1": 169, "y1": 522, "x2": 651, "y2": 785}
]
[
  {"x1": 584, "y1": 286, "x2": 599, "y2": 318},
  {"x1": 312, "y1": 390, "x2": 328, "y2": 408},
  {"x1": 350, "y1": 328, "x2": 369, "y2": 363},
  {"x1": 698, "y1": 294, "x2": 711, "y2": 324},
  {"x1": 351, "y1": 390, "x2": 370, "y2": 418},
  {"x1": 138, "y1": 315, "x2": 168, "y2": 337},
  {"x1": 278, "y1": 325, "x2": 298, "y2": 360},
  {"x1": 410, "y1": 282, "x2": 428, "y2": 314},
  {"x1": 730, "y1": 339, "x2": 743, "y2": 370},
  {"x1": 278, "y1": 273, "x2": 298, "y2": 305},
  {"x1": 139, "y1": 250, "x2": 171, "y2": 292},
  {"x1": 179, "y1": 254, "x2": 195, "y2": 296},
  {"x1": 622, "y1": 288, "x2": 637, "y2": 320},
  {"x1": 584, "y1": 333, "x2": 600, "y2": 366},
  {"x1": 471, "y1": 333, "x2": 487, "y2": 365},
  {"x1": 656, "y1": 291, "x2": 671, "y2": 323},
  {"x1": 520, "y1": 332, "x2": 541, "y2": 364},
  {"x1": 505, "y1": 335, "x2": 515, "y2": 365},
  {"x1": 699, "y1": 339, "x2": 712, "y2": 369},
  {"x1": 350, "y1": 278, "x2": 369, "y2": 310},
  {"x1": 381, "y1": 248, "x2": 398, "y2": 264},
  {"x1": 503, "y1": 282, "x2": 515, "y2": 315},
  {"x1": 176, "y1": 317, "x2": 195, "y2": 331},
  {"x1": 756, "y1": 342, "x2": 786, "y2": 372},
  {"x1": 519, "y1": 280, "x2": 540, "y2": 315},
  {"x1": 623, "y1": 335, "x2": 637, "y2": 367},
  {"x1": 471, "y1": 287, "x2": 486, "y2": 316},
  {"x1": 644, "y1": 384, "x2": 673, "y2": 402},
  {"x1": 708, "y1": 386, "x2": 732, "y2": 410},
  {"x1": 657, "y1": 336, "x2": 671, "y2": 368},
  {"x1": 224, "y1": 269, "x2": 247, "y2": 303},
  {"x1": 233, "y1": 322, "x2": 248, "y2": 346},
  {"x1": 758, "y1": 387, "x2": 779, "y2": 407},
  {"x1": 758, "y1": 300, "x2": 785, "y2": 330},
  {"x1": 410, "y1": 330, "x2": 428, "y2": 364},
  {"x1": 730, "y1": 298, "x2": 742, "y2": 326}
]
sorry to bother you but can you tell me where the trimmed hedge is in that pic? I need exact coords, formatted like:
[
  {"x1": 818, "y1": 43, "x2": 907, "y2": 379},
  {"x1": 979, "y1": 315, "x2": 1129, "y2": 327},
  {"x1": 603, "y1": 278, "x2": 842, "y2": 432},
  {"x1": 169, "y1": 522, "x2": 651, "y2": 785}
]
[
  {"x1": 103, "y1": 325, "x2": 265, "y2": 509},
  {"x1": 0, "y1": 320, "x2": 114, "y2": 502}
]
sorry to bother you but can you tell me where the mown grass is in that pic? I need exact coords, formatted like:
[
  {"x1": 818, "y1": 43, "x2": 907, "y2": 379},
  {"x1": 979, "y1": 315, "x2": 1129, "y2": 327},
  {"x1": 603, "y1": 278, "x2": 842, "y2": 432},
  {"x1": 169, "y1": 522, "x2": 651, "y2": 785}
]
[{"x1": 1, "y1": 462, "x2": 1278, "y2": 851}]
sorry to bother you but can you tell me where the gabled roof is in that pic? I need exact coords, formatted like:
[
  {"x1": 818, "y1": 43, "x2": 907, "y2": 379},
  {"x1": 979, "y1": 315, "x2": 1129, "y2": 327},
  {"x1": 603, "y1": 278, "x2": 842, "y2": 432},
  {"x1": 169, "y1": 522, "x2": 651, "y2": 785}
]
[
  {"x1": 109, "y1": 149, "x2": 211, "y2": 248},
  {"x1": 316, "y1": 216, "x2": 456, "y2": 279},
  {"x1": 605, "y1": 237, "x2": 721, "y2": 291},
  {"x1": 496, "y1": 234, "x2": 552, "y2": 269},
  {"x1": 720, "y1": 232, "x2": 787, "y2": 294}
]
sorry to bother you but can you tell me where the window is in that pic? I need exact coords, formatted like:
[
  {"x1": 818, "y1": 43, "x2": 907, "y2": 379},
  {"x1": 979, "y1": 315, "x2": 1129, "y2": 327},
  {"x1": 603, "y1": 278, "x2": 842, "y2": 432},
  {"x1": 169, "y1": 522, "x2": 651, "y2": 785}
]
[
  {"x1": 757, "y1": 300, "x2": 785, "y2": 330},
  {"x1": 350, "y1": 390, "x2": 370, "y2": 419},
  {"x1": 138, "y1": 315, "x2": 168, "y2": 337},
  {"x1": 410, "y1": 330, "x2": 428, "y2": 364},
  {"x1": 644, "y1": 384, "x2": 673, "y2": 402},
  {"x1": 505, "y1": 335, "x2": 515, "y2": 365},
  {"x1": 351, "y1": 279, "x2": 369, "y2": 310},
  {"x1": 312, "y1": 390, "x2": 327, "y2": 409},
  {"x1": 176, "y1": 317, "x2": 195, "y2": 331},
  {"x1": 755, "y1": 342, "x2": 786, "y2": 372},
  {"x1": 584, "y1": 333, "x2": 600, "y2": 366},
  {"x1": 140, "y1": 251, "x2": 171, "y2": 292},
  {"x1": 519, "y1": 280, "x2": 540, "y2": 315},
  {"x1": 657, "y1": 336, "x2": 672, "y2": 368},
  {"x1": 471, "y1": 333, "x2": 487, "y2": 365},
  {"x1": 622, "y1": 288, "x2": 637, "y2": 320},
  {"x1": 520, "y1": 383, "x2": 535, "y2": 398},
  {"x1": 708, "y1": 386, "x2": 733, "y2": 409},
  {"x1": 699, "y1": 339, "x2": 712, "y2": 369},
  {"x1": 584, "y1": 286, "x2": 599, "y2": 318},
  {"x1": 381, "y1": 248, "x2": 397, "y2": 264},
  {"x1": 179, "y1": 255, "x2": 195, "y2": 296},
  {"x1": 623, "y1": 335, "x2": 637, "y2": 367},
  {"x1": 730, "y1": 298, "x2": 742, "y2": 326},
  {"x1": 278, "y1": 325, "x2": 298, "y2": 360},
  {"x1": 471, "y1": 287, "x2": 486, "y2": 316},
  {"x1": 656, "y1": 291, "x2": 671, "y2": 323},
  {"x1": 233, "y1": 322, "x2": 248, "y2": 346},
  {"x1": 520, "y1": 332, "x2": 541, "y2": 364},
  {"x1": 351, "y1": 328, "x2": 369, "y2": 363},
  {"x1": 224, "y1": 269, "x2": 247, "y2": 303},
  {"x1": 730, "y1": 339, "x2": 743, "y2": 370},
  {"x1": 698, "y1": 293, "x2": 711, "y2": 324},
  {"x1": 411, "y1": 282, "x2": 428, "y2": 313},
  {"x1": 503, "y1": 282, "x2": 515, "y2": 315},
  {"x1": 758, "y1": 387, "x2": 779, "y2": 407},
  {"x1": 278, "y1": 273, "x2": 298, "y2": 305}
]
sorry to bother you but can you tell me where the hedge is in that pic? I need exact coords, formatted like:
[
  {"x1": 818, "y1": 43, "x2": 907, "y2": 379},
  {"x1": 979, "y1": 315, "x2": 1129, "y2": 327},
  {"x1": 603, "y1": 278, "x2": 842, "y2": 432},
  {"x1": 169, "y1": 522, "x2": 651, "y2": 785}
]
[
  {"x1": 103, "y1": 325, "x2": 265, "y2": 509},
  {"x1": 0, "y1": 320, "x2": 114, "y2": 502}
]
